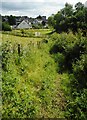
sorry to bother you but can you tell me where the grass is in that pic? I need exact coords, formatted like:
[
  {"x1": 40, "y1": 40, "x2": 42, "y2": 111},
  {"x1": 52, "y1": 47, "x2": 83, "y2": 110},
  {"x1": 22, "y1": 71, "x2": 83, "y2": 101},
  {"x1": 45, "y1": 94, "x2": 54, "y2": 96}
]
[
  {"x1": 2, "y1": 29, "x2": 52, "y2": 38},
  {"x1": 1, "y1": 29, "x2": 66, "y2": 118},
  {"x1": 2, "y1": 34, "x2": 42, "y2": 45}
]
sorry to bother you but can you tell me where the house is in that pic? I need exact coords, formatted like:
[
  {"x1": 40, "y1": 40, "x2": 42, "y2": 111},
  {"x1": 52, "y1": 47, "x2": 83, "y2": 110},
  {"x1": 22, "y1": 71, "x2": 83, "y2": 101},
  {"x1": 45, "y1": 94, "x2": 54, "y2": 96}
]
[
  {"x1": 16, "y1": 20, "x2": 32, "y2": 29},
  {"x1": 15, "y1": 16, "x2": 22, "y2": 25},
  {"x1": 33, "y1": 16, "x2": 47, "y2": 26},
  {"x1": 33, "y1": 19, "x2": 39, "y2": 25},
  {"x1": 1, "y1": 14, "x2": 48, "y2": 29},
  {"x1": 37, "y1": 19, "x2": 43, "y2": 24}
]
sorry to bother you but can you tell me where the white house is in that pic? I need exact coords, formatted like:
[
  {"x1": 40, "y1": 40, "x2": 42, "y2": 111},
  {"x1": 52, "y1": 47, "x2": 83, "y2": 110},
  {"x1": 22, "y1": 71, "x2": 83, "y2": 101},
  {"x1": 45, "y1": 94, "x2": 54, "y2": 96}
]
[{"x1": 16, "y1": 20, "x2": 32, "y2": 29}]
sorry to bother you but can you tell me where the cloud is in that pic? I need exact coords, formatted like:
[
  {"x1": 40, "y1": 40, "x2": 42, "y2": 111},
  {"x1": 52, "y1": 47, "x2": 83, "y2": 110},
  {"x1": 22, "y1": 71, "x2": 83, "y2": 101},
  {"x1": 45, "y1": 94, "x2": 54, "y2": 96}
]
[
  {"x1": 2, "y1": 2, "x2": 42, "y2": 11},
  {"x1": 84, "y1": 1, "x2": 87, "y2": 7},
  {"x1": 1, "y1": 0, "x2": 87, "y2": 17},
  {"x1": 1, "y1": 0, "x2": 86, "y2": 3},
  {"x1": 1, "y1": 2, "x2": 64, "y2": 17},
  {"x1": 1, "y1": 0, "x2": 62, "y2": 2}
]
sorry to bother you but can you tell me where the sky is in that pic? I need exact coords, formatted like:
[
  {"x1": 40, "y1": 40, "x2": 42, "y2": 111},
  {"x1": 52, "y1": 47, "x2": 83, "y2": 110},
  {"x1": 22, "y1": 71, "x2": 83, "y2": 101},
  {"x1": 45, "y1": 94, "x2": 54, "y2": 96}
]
[{"x1": 0, "y1": 0, "x2": 87, "y2": 18}]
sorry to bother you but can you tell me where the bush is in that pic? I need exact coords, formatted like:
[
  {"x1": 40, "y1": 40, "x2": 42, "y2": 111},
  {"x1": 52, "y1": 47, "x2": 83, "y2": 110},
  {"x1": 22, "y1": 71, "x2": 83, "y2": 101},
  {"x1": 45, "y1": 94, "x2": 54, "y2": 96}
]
[
  {"x1": 53, "y1": 53, "x2": 65, "y2": 72},
  {"x1": 72, "y1": 54, "x2": 87, "y2": 90},
  {"x1": 49, "y1": 31, "x2": 87, "y2": 119},
  {"x1": 50, "y1": 32, "x2": 87, "y2": 71},
  {"x1": 2, "y1": 22, "x2": 12, "y2": 31},
  {"x1": 65, "y1": 89, "x2": 87, "y2": 120}
]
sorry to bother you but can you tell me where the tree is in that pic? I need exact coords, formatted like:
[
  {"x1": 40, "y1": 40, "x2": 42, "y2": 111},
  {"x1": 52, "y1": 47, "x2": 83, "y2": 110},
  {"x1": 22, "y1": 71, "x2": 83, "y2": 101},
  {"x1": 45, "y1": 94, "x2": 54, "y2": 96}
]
[
  {"x1": 48, "y1": 3, "x2": 73, "y2": 32},
  {"x1": 61, "y1": 3, "x2": 73, "y2": 17},
  {"x1": 0, "y1": 15, "x2": 2, "y2": 31},
  {"x1": 48, "y1": 2, "x2": 87, "y2": 34},
  {"x1": 54, "y1": 12, "x2": 64, "y2": 32},
  {"x1": 75, "y1": 2, "x2": 84, "y2": 11},
  {"x1": 42, "y1": 21, "x2": 46, "y2": 26},
  {"x1": 48, "y1": 15, "x2": 55, "y2": 28},
  {"x1": 74, "y1": 2, "x2": 87, "y2": 31},
  {"x1": 8, "y1": 15, "x2": 16, "y2": 25},
  {"x1": 2, "y1": 22, "x2": 12, "y2": 31},
  {"x1": 36, "y1": 15, "x2": 42, "y2": 19}
]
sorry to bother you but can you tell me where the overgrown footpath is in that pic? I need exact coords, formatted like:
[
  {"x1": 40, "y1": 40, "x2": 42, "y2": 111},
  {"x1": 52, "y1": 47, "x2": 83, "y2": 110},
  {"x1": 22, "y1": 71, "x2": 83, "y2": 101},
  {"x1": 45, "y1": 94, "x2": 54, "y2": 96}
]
[
  {"x1": 1, "y1": 30, "x2": 87, "y2": 119},
  {"x1": 1, "y1": 32, "x2": 66, "y2": 118}
]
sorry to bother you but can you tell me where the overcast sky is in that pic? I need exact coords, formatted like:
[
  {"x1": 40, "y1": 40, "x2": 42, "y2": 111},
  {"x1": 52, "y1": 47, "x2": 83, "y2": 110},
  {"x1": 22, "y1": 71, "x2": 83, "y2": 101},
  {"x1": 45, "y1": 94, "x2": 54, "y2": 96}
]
[{"x1": 0, "y1": 0, "x2": 87, "y2": 18}]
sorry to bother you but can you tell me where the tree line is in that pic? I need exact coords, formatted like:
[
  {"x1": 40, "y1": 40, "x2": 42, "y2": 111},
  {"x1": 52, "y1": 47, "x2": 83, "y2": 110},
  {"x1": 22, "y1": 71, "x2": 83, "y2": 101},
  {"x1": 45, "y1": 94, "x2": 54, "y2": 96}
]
[
  {"x1": 0, "y1": 14, "x2": 16, "y2": 31},
  {"x1": 48, "y1": 2, "x2": 87, "y2": 34}
]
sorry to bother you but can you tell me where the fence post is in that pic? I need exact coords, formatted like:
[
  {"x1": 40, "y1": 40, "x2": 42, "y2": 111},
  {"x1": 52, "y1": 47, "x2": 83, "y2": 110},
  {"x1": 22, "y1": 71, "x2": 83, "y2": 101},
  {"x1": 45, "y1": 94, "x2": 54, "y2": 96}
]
[{"x1": 18, "y1": 44, "x2": 21, "y2": 56}]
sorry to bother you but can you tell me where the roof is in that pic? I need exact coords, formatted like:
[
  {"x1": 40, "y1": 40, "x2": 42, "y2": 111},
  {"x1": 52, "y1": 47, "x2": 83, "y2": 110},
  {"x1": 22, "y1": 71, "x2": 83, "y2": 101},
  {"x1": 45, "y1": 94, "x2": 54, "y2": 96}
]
[{"x1": 16, "y1": 20, "x2": 32, "y2": 29}]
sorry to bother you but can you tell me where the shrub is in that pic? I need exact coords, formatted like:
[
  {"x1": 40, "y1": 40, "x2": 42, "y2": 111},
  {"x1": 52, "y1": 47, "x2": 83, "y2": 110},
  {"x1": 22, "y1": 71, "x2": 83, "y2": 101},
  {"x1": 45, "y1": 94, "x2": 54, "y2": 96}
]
[
  {"x1": 2, "y1": 22, "x2": 12, "y2": 31},
  {"x1": 49, "y1": 31, "x2": 87, "y2": 119}
]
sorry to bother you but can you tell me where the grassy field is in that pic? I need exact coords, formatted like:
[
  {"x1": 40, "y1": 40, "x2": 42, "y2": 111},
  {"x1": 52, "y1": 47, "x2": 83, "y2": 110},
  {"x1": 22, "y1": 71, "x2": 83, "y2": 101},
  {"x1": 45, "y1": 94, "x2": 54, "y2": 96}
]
[
  {"x1": 2, "y1": 34, "x2": 42, "y2": 45},
  {"x1": 1, "y1": 29, "x2": 52, "y2": 47},
  {"x1": 2, "y1": 29, "x2": 52, "y2": 38},
  {"x1": 1, "y1": 29, "x2": 66, "y2": 118}
]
